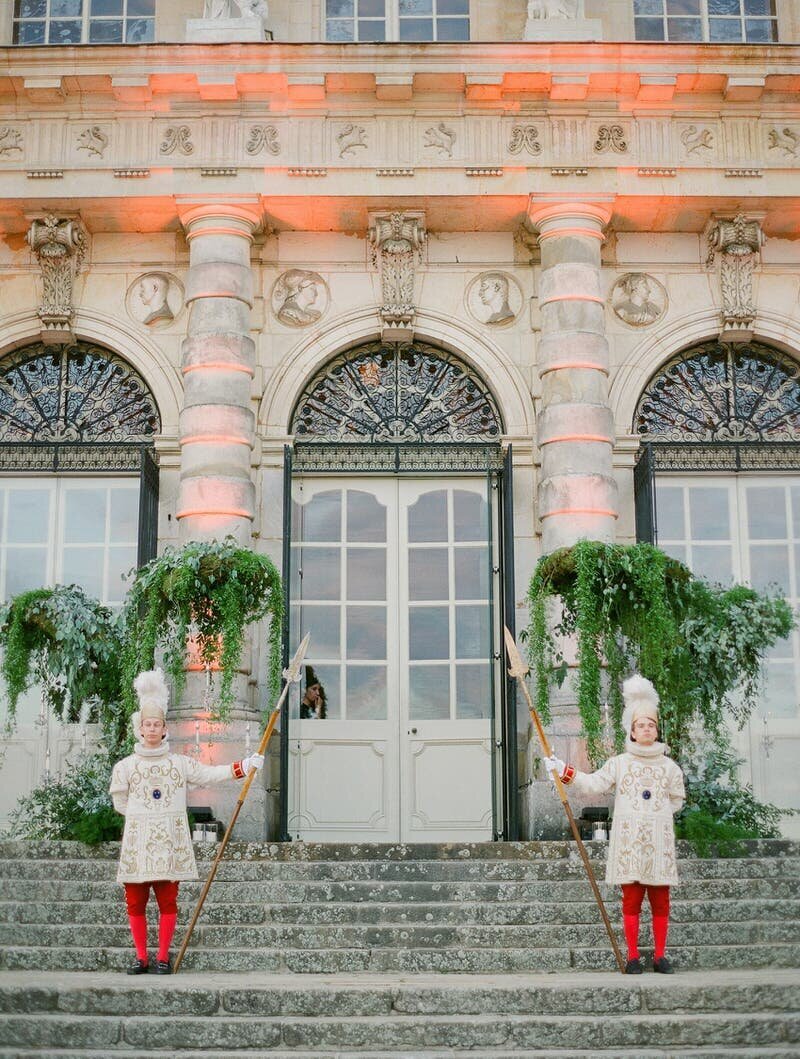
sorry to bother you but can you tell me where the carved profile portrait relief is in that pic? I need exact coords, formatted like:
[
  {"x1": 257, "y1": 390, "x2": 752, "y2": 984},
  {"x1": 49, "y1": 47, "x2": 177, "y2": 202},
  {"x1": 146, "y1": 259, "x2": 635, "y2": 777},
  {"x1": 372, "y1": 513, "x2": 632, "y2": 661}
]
[
  {"x1": 466, "y1": 272, "x2": 523, "y2": 327},
  {"x1": 271, "y1": 270, "x2": 329, "y2": 327},
  {"x1": 610, "y1": 273, "x2": 667, "y2": 328},
  {"x1": 126, "y1": 272, "x2": 183, "y2": 329}
]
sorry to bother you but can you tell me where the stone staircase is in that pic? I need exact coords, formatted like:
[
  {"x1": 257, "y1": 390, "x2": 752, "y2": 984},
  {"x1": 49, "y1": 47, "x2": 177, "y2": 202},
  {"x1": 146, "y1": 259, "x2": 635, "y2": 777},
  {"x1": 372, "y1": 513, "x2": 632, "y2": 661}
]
[{"x1": 0, "y1": 839, "x2": 797, "y2": 1055}]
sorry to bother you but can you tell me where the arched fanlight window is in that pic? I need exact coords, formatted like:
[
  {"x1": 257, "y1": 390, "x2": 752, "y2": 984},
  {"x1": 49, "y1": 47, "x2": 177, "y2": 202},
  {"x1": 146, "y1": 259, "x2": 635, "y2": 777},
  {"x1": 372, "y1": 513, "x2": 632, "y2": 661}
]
[
  {"x1": 0, "y1": 340, "x2": 160, "y2": 443},
  {"x1": 290, "y1": 340, "x2": 502, "y2": 443},
  {"x1": 634, "y1": 339, "x2": 800, "y2": 442}
]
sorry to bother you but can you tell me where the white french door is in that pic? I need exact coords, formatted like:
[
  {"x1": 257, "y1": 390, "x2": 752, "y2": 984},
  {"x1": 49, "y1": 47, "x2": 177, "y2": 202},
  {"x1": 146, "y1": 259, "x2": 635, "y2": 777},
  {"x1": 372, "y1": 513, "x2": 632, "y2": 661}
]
[
  {"x1": 655, "y1": 474, "x2": 800, "y2": 837},
  {"x1": 287, "y1": 476, "x2": 498, "y2": 842}
]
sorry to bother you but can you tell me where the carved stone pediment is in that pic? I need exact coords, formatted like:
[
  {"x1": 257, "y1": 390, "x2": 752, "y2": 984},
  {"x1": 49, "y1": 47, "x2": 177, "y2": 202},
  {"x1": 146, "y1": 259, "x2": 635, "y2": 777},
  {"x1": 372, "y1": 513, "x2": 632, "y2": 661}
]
[
  {"x1": 367, "y1": 212, "x2": 427, "y2": 342},
  {"x1": 26, "y1": 215, "x2": 86, "y2": 343}
]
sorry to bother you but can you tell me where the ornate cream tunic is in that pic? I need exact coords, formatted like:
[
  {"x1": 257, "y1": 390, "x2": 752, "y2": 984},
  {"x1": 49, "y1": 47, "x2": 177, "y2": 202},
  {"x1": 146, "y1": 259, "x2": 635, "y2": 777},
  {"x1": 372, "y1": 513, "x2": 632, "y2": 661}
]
[
  {"x1": 569, "y1": 740, "x2": 685, "y2": 887},
  {"x1": 110, "y1": 746, "x2": 237, "y2": 884}
]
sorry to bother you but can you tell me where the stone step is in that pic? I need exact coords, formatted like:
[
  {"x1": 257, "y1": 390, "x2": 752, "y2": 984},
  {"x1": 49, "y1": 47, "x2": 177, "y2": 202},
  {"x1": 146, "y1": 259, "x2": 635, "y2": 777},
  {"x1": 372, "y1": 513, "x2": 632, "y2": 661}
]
[
  {"x1": 2, "y1": 897, "x2": 797, "y2": 927},
  {"x1": 2, "y1": 919, "x2": 797, "y2": 951},
  {"x1": 0, "y1": 969, "x2": 797, "y2": 1054},
  {"x1": 4, "y1": 942, "x2": 800, "y2": 974},
  {"x1": 1, "y1": 877, "x2": 797, "y2": 904}
]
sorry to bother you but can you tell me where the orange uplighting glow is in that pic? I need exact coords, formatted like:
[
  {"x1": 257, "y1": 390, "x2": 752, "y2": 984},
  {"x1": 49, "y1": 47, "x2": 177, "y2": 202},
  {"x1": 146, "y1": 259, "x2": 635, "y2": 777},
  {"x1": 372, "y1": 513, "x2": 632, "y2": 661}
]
[
  {"x1": 540, "y1": 361, "x2": 609, "y2": 375},
  {"x1": 541, "y1": 508, "x2": 619, "y2": 520},
  {"x1": 540, "y1": 434, "x2": 613, "y2": 445},
  {"x1": 181, "y1": 435, "x2": 252, "y2": 446},
  {"x1": 539, "y1": 294, "x2": 605, "y2": 306}
]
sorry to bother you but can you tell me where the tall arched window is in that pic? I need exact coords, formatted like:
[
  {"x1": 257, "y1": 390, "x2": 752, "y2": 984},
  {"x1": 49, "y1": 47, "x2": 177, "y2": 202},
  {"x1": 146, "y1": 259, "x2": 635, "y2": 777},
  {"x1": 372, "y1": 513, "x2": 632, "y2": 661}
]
[
  {"x1": 634, "y1": 339, "x2": 800, "y2": 821},
  {"x1": 0, "y1": 340, "x2": 160, "y2": 606}
]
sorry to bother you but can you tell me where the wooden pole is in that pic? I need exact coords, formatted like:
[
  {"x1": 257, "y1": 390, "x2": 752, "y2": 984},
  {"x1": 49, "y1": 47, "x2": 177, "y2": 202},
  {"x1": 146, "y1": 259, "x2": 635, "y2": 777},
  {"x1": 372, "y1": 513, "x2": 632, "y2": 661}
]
[
  {"x1": 173, "y1": 633, "x2": 309, "y2": 974},
  {"x1": 504, "y1": 627, "x2": 627, "y2": 975}
]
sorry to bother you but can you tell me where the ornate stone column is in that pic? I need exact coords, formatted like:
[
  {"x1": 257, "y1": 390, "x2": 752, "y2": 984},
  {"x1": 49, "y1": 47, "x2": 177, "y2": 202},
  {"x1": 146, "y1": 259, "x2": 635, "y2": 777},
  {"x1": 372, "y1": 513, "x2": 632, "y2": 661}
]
[
  {"x1": 177, "y1": 201, "x2": 261, "y2": 545},
  {"x1": 528, "y1": 201, "x2": 617, "y2": 553}
]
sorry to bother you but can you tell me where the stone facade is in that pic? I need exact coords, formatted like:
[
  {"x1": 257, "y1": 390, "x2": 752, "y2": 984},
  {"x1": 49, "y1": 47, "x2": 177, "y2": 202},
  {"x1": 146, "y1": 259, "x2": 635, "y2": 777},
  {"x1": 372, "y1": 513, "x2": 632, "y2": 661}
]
[{"x1": 0, "y1": 8, "x2": 798, "y2": 840}]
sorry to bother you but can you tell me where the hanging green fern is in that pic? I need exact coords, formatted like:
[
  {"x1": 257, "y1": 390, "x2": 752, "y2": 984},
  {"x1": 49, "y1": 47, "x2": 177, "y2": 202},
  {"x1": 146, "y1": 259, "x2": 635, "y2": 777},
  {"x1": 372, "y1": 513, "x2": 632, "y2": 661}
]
[
  {"x1": 121, "y1": 538, "x2": 283, "y2": 727},
  {"x1": 526, "y1": 541, "x2": 794, "y2": 764}
]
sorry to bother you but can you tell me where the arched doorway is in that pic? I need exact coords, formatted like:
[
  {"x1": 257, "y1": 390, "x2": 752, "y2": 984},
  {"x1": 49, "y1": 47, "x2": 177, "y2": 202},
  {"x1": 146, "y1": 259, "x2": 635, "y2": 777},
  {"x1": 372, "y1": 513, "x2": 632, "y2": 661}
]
[
  {"x1": 0, "y1": 339, "x2": 161, "y2": 824},
  {"x1": 282, "y1": 339, "x2": 514, "y2": 843},
  {"x1": 633, "y1": 338, "x2": 800, "y2": 835}
]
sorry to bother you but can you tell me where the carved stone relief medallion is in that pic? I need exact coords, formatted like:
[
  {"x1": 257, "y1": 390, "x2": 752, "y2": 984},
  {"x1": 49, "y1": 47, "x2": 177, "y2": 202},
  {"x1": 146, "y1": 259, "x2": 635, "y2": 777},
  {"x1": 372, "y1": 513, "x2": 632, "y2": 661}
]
[
  {"x1": 271, "y1": 270, "x2": 329, "y2": 327},
  {"x1": 609, "y1": 273, "x2": 667, "y2": 328},
  {"x1": 126, "y1": 272, "x2": 184, "y2": 329},
  {"x1": 466, "y1": 272, "x2": 523, "y2": 327}
]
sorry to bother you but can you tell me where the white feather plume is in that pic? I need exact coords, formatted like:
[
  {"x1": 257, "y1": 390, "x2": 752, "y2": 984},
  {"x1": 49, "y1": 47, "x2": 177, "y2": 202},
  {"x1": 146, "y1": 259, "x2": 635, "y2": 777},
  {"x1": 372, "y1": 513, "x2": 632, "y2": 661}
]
[
  {"x1": 133, "y1": 668, "x2": 169, "y2": 714},
  {"x1": 621, "y1": 674, "x2": 659, "y2": 736}
]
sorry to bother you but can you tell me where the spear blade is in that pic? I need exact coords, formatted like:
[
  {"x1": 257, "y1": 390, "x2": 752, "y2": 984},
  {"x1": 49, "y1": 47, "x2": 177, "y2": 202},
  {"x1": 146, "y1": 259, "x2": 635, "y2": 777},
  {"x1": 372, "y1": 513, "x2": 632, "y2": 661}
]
[
  {"x1": 504, "y1": 625, "x2": 530, "y2": 679},
  {"x1": 283, "y1": 632, "x2": 310, "y2": 685}
]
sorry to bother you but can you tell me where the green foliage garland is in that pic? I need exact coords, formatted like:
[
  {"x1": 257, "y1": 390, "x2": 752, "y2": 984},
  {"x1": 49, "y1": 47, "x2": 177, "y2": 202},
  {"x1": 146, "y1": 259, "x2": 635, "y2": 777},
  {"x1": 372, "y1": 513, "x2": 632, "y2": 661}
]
[
  {"x1": 121, "y1": 538, "x2": 283, "y2": 725},
  {"x1": 0, "y1": 586, "x2": 123, "y2": 728},
  {"x1": 527, "y1": 541, "x2": 794, "y2": 763}
]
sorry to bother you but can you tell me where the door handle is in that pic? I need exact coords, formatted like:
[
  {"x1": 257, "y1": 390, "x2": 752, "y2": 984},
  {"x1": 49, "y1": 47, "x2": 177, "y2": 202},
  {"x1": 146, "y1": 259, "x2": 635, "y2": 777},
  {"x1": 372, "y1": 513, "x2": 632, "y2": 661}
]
[{"x1": 409, "y1": 727, "x2": 417, "y2": 735}]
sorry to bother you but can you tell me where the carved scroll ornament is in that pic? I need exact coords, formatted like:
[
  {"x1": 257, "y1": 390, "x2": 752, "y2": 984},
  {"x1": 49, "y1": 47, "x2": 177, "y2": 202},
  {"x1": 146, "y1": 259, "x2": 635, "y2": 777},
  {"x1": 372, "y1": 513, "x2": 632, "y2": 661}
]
[
  {"x1": 26, "y1": 215, "x2": 86, "y2": 338},
  {"x1": 368, "y1": 213, "x2": 427, "y2": 338}
]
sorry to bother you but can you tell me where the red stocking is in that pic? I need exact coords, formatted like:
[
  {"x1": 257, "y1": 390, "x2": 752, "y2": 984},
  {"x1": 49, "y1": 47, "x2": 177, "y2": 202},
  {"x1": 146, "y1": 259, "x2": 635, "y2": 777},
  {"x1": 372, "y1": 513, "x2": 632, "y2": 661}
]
[
  {"x1": 157, "y1": 913, "x2": 177, "y2": 961},
  {"x1": 128, "y1": 914, "x2": 148, "y2": 961},
  {"x1": 153, "y1": 880, "x2": 180, "y2": 962},
  {"x1": 621, "y1": 883, "x2": 646, "y2": 961},
  {"x1": 124, "y1": 883, "x2": 150, "y2": 961},
  {"x1": 647, "y1": 886, "x2": 671, "y2": 960}
]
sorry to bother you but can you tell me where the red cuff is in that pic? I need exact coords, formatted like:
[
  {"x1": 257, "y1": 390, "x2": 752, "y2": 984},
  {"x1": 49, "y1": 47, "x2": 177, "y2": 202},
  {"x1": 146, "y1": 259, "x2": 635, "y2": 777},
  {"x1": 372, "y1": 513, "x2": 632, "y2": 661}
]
[
  {"x1": 562, "y1": 763, "x2": 576, "y2": 785},
  {"x1": 232, "y1": 760, "x2": 245, "y2": 780}
]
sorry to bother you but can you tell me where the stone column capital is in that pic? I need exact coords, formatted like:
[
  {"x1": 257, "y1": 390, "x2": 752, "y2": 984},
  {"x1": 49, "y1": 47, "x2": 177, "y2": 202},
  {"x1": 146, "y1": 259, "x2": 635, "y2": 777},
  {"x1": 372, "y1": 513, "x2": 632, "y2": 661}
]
[
  {"x1": 176, "y1": 197, "x2": 263, "y2": 240},
  {"x1": 526, "y1": 199, "x2": 612, "y2": 239}
]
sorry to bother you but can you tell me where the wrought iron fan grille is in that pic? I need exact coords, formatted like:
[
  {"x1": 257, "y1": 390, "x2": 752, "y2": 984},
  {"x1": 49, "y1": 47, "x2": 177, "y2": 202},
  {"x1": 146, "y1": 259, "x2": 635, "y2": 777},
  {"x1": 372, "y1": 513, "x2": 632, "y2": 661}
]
[
  {"x1": 634, "y1": 339, "x2": 800, "y2": 443},
  {"x1": 290, "y1": 340, "x2": 503, "y2": 444},
  {"x1": 0, "y1": 340, "x2": 161, "y2": 444}
]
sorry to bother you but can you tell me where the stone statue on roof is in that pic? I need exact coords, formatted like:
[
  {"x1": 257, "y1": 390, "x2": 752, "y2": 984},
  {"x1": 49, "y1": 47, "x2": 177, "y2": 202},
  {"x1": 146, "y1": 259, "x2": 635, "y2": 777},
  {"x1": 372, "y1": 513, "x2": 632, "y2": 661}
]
[{"x1": 203, "y1": 0, "x2": 268, "y2": 18}]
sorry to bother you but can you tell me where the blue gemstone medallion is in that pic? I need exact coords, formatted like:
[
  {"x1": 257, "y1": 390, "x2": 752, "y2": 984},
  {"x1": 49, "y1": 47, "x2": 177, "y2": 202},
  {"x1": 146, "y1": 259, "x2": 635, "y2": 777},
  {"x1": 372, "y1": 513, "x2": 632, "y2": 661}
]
[{"x1": 642, "y1": 789, "x2": 651, "y2": 801}]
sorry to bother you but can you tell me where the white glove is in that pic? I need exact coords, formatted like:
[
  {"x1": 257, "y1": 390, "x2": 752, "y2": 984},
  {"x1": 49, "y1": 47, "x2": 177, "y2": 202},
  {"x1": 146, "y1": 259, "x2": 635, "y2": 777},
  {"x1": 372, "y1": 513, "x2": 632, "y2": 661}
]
[
  {"x1": 543, "y1": 754, "x2": 566, "y2": 779},
  {"x1": 242, "y1": 753, "x2": 264, "y2": 774}
]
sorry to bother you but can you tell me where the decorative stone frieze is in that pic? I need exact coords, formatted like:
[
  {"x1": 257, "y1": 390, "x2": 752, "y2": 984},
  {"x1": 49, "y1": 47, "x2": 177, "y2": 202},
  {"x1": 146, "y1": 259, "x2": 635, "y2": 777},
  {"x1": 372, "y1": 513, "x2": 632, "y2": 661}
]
[
  {"x1": 465, "y1": 272, "x2": 522, "y2": 327},
  {"x1": 26, "y1": 215, "x2": 86, "y2": 343},
  {"x1": 368, "y1": 212, "x2": 427, "y2": 342},
  {"x1": 768, "y1": 126, "x2": 799, "y2": 157},
  {"x1": 465, "y1": 167, "x2": 503, "y2": 177},
  {"x1": 246, "y1": 125, "x2": 280, "y2": 155},
  {"x1": 680, "y1": 124, "x2": 715, "y2": 156},
  {"x1": 638, "y1": 167, "x2": 676, "y2": 177},
  {"x1": 593, "y1": 125, "x2": 627, "y2": 154},
  {"x1": 76, "y1": 126, "x2": 109, "y2": 158},
  {"x1": 336, "y1": 124, "x2": 368, "y2": 158},
  {"x1": 26, "y1": 170, "x2": 63, "y2": 179},
  {"x1": 508, "y1": 125, "x2": 542, "y2": 155},
  {"x1": 288, "y1": 168, "x2": 326, "y2": 177},
  {"x1": 551, "y1": 167, "x2": 588, "y2": 176},
  {"x1": 160, "y1": 126, "x2": 194, "y2": 156},
  {"x1": 725, "y1": 169, "x2": 762, "y2": 178},
  {"x1": 271, "y1": 270, "x2": 329, "y2": 328},
  {"x1": 114, "y1": 168, "x2": 150, "y2": 178},
  {"x1": 376, "y1": 168, "x2": 414, "y2": 177},
  {"x1": 423, "y1": 123, "x2": 455, "y2": 158},
  {"x1": 201, "y1": 167, "x2": 238, "y2": 177},
  {"x1": 609, "y1": 273, "x2": 667, "y2": 328},
  {"x1": 707, "y1": 214, "x2": 765, "y2": 343},
  {"x1": 0, "y1": 128, "x2": 23, "y2": 155}
]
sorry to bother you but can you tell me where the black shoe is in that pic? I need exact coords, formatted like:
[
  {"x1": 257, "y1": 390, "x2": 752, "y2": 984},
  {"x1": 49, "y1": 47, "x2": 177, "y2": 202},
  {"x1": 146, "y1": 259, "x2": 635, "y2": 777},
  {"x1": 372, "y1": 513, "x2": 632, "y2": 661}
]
[
  {"x1": 625, "y1": 958, "x2": 643, "y2": 974},
  {"x1": 156, "y1": 958, "x2": 172, "y2": 975},
  {"x1": 127, "y1": 959, "x2": 149, "y2": 975},
  {"x1": 653, "y1": 956, "x2": 674, "y2": 974}
]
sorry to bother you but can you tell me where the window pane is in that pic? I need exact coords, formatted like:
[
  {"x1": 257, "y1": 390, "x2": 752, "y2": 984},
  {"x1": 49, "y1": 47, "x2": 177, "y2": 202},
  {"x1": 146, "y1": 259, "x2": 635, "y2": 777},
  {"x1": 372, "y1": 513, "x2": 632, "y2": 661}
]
[
  {"x1": 62, "y1": 547, "x2": 104, "y2": 599},
  {"x1": 666, "y1": 0, "x2": 700, "y2": 13},
  {"x1": 635, "y1": 16, "x2": 665, "y2": 37},
  {"x1": 16, "y1": 0, "x2": 47, "y2": 16},
  {"x1": 455, "y1": 604, "x2": 488, "y2": 659},
  {"x1": 90, "y1": 0, "x2": 121, "y2": 12},
  {"x1": 346, "y1": 665, "x2": 387, "y2": 720},
  {"x1": 347, "y1": 605, "x2": 386, "y2": 660},
  {"x1": 305, "y1": 663, "x2": 340, "y2": 719},
  {"x1": 691, "y1": 545, "x2": 733, "y2": 586},
  {"x1": 454, "y1": 548, "x2": 488, "y2": 600},
  {"x1": 456, "y1": 664, "x2": 490, "y2": 719},
  {"x1": 408, "y1": 491, "x2": 447, "y2": 543},
  {"x1": 747, "y1": 487, "x2": 787, "y2": 539},
  {"x1": 744, "y1": 17, "x2": 776, "y2": 40},
  {"x1": 358, "y1": 0, "x2": 384, "y2": 13},
  {"x1": 126, "y1": 18, "x2": 154, "y2": 41},
  {"x1": 327, "y1": 0, "x2": 353, "y2": 13},
  {"x1": 51, "y1": 0, "x2": 82, "y2": 14},
  {"x1": 743, "y1": 0, "x2": 774, "y2": 13},
  {"x1": 399, "y1": 0, "x2": 432, "y2": 11},
  {"x1": 663, "y1": 543, "x2": 687, "y2": 565},
  {"x1": 439, "y1": 0, "x2": 469, "y2": 12},
  {"x1": 326, "y1": 19, "x2": 354, "y2": 39},
  {"x1": 689, "y1": 488, "x2": 729, "y2": 540},
  {"x1": 109, "y1": 488, "x2": 139, "y2": 542},
  {"x1": 347, "y1": 548, "x2": 386, "y2": 601},
  {"x1": 708, "y1": 0, "x2": 740, "y2": 12},
  {"x1": 298, "y1": 547, "x2": 340, "y2": 600},
  {"x1": 454, "y1": 491, "x2": 487, "y2": 542},
  {"x1": 107, "y1": 546, "x2": 136, "y2": 602},
  {"x1": 88, "y1": 18, "x2": 123, "y2": 40},
  {"x1": 667, "y1": 16, "x2": 703, "y2": 38},
  {"x1": 5, "y1": 549, "x2": 47, "y2": 596},
  {"x1": 399, "y1": 17, "x2": 433, "y2": 39},
  {"x1": 50, "y1": 19, "x2": 82, "y2": 41},
  {"x1": 749, "y1": 544, "x2": 790, "y2": 595},
  {"x1": 301, "y1": 491, "x2": 341, "y2": 542},
  {"x1": 8, "y1": 490, "x2": 49, "y2": 544},
  {"x1": 128, "y1": 0, "x2": 154, "y2": 12},
  {"x1": 655, "y1": 485, "x2": 685, "y2": 540},
  {"x1": 759, "y1": 664, "x2": 796, "y2": 718},
  {"x1": 709, "y1": 17, "x2": 743, "y2": 40},
  {"x1": 409, "y1": 548, "x2": 448, "y2": 600},
  {"x1": 436, "y1": 17, "x2": 469, "y2": 39},
  {"x1": 358, "y1": 18, "x2": 386, "y2": 38},
  {"x1": 64, "y1": 489, "x2": 106, "y2": 544},
  {"x1": 14, "y1": 21, "x2": 46, "y2": 42},
  {"x1": 634, "y1": 0, "x2": 663, "y2": 12},
  {"x1": 409, "y1": 607, "x2": 449, "y2": 660},
  {"x1": 294, "y1": 605, "x2": 340, "y2": 659},
  {"x1": 409, "y1": 665, "x2": 450, "y2": 720},
  {"x1": 347, "y1": 490, "x2": 386, "y2": 543}
]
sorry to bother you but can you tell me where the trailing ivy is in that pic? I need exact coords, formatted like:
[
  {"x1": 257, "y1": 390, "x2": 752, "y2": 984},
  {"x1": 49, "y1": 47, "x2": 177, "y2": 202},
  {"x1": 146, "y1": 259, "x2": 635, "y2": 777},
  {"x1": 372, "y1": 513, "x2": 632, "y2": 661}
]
[
  {"x1": 526, "y1": 541, "x2": 794, "y2": 763},
  {"x1": 121, "y1": 538, "x2": 283, "y2": 726},
  {"x1": 0, "y1": 585, "x2": 123, "y2": 730}
]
